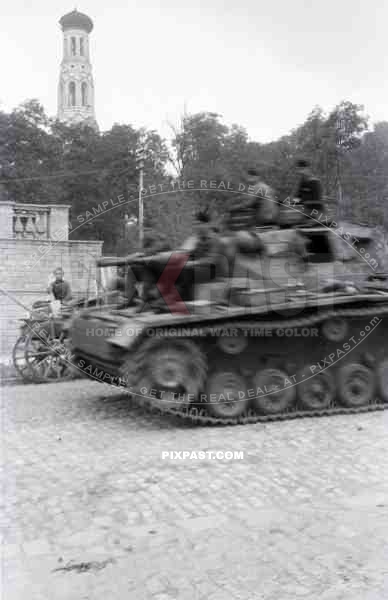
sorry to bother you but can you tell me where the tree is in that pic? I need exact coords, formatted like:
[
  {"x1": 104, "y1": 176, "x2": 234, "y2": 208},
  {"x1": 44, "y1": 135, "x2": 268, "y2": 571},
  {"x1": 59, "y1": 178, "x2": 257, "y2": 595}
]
[
  {"x1": 0, "y1": 100, "x2": 64, "y2": 204},
  {"x1": 324, "y1": 101, "x2": 368, "y2": 216},
  {"x1": 342, "y1": 121, "x2": 388, "y2": 224},
  {"x1": 170, "y1": 111, "x2": 228, "y2": 178}
]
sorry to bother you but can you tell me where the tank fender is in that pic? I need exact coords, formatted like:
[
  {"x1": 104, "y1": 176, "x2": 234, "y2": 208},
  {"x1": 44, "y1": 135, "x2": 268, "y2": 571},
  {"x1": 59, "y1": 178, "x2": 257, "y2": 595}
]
[{"x1": 107, "y1": 321, "x2": 145, "y2": 351}]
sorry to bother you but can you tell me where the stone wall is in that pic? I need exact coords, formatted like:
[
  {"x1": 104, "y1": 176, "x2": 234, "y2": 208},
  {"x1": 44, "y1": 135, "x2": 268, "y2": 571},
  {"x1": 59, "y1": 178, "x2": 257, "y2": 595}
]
[{"x1": 0, "y1": 238, "x2": 103, "y2": 359}]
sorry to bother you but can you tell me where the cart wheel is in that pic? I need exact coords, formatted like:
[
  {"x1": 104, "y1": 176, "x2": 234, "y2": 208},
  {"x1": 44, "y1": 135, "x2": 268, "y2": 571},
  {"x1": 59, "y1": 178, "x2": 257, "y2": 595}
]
[
  {"x1": 12, "y1": 335, "x2": 34, "y2": 382},
  {"x1": 24, "y1": 322, "x2": 74, "y2": 383}
]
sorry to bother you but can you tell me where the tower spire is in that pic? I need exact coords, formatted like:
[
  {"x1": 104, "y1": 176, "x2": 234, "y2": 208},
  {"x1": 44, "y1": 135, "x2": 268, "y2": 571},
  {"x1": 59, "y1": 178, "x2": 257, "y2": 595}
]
[{"x1": 57, "y1": 9, "x2": 98, "y2": 130}]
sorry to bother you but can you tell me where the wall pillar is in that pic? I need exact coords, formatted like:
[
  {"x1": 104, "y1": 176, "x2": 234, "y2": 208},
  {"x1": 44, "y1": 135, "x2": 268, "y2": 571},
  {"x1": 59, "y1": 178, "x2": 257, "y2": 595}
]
[{"x1": 0, "y1": 202, "x2": 15, "y2": 238}]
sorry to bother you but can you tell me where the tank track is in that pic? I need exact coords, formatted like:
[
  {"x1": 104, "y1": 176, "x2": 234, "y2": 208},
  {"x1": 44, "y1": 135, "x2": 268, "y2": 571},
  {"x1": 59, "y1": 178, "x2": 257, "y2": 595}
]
[
  {"x1": 126, "y1": 393, "x2": 388, "y2": 427},
  {"x1": 121, "y1": 302, "x2": 388, "y2": 426}
]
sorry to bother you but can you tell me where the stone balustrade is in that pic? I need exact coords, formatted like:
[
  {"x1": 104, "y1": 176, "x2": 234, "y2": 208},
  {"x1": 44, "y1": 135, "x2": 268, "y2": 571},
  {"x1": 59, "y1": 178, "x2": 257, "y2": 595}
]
[
  {"x1": 13, "y1": 205, "x2": 50, "y2": 239},
  {"x1": 0, "y1": 202, "x2": 71, "y2": 241}
]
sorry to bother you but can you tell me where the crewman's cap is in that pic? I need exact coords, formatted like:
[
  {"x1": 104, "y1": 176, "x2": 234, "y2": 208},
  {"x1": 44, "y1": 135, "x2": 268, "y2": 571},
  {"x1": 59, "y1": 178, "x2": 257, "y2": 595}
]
[
  {"x1": 246, "y1": 167, "x2": 260, "y2": 176},
  {"x1": 295, "y1": 159, "x2": 310, "y2": 168}
]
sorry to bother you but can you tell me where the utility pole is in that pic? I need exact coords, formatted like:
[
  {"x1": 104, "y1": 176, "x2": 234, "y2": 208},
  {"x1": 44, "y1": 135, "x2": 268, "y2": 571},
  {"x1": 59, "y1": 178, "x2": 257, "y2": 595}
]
[
  {"x1": 135, "y1": 139, "x2": 146, "y2": 251},
  {"x1": 336, "y1": 116, "x2": 345, "y2": 221},
  {"x1": 337, "y1": 159, "x2": 343, "y2": 221}
]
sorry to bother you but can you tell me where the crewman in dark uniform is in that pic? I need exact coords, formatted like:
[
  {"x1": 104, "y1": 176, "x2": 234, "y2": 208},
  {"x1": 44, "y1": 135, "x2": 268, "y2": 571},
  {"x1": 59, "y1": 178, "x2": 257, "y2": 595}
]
[{"x1": 294, "y1": 159, "x2": 324, "y2": 225}]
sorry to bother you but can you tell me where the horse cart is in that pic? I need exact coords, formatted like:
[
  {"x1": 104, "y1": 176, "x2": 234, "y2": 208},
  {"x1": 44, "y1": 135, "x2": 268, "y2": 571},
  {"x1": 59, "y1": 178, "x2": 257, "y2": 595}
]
[
  {"x1": 11, "y1": 261, "x2": 129, "y2": 383},
  {"x1": 12, "y1": 298, "x2": 92, "y2": 383}
]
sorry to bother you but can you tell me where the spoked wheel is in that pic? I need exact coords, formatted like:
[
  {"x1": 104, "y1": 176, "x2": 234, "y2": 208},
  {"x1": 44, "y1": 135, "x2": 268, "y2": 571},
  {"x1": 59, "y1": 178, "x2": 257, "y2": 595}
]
[
  {"x1": 377, "y1": 358, "x2": 388, "y2": 403},
  {"x1": 24, "y1": 322, "x2": 74, "y2": 383},
  {"x1": 337, "y1": 363, "x2": 375, "y2": 408},
  {"x1": 252, "y1": 368, "x2": 296, "y2": 415},
  {"x1": 12, "y1": 335, "x2": 34, "y2": 382},
  {"x1": 296, "y1": 370, "x2": 335, "y2": 410},
  {"x1": 125, "y1": 337, "x2": 207, "y2": 409},
  {"x1": 206, "y1": 371, "x2": 248, "y2": 419}
]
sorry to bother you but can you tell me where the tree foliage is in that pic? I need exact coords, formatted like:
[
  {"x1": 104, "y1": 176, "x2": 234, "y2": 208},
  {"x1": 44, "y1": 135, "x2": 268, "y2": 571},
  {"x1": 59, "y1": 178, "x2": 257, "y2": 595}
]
[
  {"x1": 0, "y1": 100, "x2": 170, "y2": 254},
  {"x1": 1, "y1": 99, "x2": 387, "y2": 255}
]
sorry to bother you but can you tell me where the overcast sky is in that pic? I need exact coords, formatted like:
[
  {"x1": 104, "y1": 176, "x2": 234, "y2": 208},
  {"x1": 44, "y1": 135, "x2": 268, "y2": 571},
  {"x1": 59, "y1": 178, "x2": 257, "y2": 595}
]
[{"x1": 1, "y1": 0, "x2": 387, "y2": 142}]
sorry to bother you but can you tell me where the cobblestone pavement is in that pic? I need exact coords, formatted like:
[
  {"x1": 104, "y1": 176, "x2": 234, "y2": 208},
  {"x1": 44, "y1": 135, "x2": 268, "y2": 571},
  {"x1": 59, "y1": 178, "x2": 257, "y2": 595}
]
[{"x1": 2, "y1": 380, "x2": 388, "y2": 600}]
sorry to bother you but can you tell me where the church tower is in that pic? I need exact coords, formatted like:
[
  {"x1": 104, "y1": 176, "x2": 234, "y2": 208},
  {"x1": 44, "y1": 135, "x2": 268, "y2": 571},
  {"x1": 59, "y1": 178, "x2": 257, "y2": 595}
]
[{"x1": 57, "y1": 9, "x2": 98, "y2": 130}]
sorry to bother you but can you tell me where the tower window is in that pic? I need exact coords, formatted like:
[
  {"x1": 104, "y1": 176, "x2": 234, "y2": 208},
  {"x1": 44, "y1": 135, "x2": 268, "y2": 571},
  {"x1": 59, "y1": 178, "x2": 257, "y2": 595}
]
[
  {"x1": 80, "y1": 38, "x2": 84, "y2": 56},
  {"x1": 71, "y1": 37, "x2": 76, "y2": 56},
  {"x1": 81, "y1": 82, "x2": 88, "y2": 106},
  {"x1": 69, "y1": 81, "x2": 76, "y2": 107}
]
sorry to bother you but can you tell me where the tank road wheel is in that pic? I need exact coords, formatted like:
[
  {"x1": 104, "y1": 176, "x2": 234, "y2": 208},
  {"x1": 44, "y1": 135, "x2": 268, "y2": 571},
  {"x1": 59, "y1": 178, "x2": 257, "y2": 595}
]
[
  {"x1": 217, "y1": 333, "x2": 248, "y2": 355},
  {"x1": 252, "y1": 368, "x2": 296, "y2": 415},
  {"x1": 12, "y1": 335, "x2": 34, "y2": 382},
  {"x1": 337, "y1": 363, "x2": 375, "y2": 408},
  {"x1": 377, "y1": 358, "x2": 388, "y2": 403},
  {"x1": 206, "y1": 371, "x2": 248, "y2": 419},
  {"x1": 321, "y1": 318, "x2": 348, "y2": 342},
  {"x1": 124, "y1": 337, "x2": 207, "y2": 409},
  {"x1": 297, "y1": 371, "x2": 335, "y2": 410}
]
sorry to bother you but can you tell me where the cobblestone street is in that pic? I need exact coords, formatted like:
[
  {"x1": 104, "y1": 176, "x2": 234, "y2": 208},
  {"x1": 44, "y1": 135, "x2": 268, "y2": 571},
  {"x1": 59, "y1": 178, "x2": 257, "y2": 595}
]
[{"x1": 2, "y1": 380, "x2": 388, "y2": 599}]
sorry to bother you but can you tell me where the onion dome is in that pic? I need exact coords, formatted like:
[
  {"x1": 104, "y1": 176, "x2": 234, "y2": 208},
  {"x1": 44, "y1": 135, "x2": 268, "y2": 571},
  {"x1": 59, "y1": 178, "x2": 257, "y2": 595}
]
[{"x1": 59, "y1": 9, "x2": 93, "y2": 33}]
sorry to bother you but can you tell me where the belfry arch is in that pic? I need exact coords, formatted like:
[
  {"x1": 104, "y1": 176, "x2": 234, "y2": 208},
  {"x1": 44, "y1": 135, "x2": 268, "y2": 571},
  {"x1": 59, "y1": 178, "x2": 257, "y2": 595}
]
[{"x1": 81, "y1": 82, "x2": 88, "y2": 106}]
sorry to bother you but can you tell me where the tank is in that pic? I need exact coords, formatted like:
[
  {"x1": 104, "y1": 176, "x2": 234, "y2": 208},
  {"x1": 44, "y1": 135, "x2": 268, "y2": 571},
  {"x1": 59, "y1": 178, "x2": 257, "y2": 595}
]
[{"x1": 69, "y1": 217, "x2": 388, "y2": 425}]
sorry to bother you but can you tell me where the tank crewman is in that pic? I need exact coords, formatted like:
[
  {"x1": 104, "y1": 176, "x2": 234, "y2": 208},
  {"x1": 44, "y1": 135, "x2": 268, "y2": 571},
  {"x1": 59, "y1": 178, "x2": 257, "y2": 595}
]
[
  {"x1": 245, "y1": 167, "x2": 279, "y2": 226},
  {"x1": 228, "y1": 167, "x2": 279, "y2": 231},
  {"x1": 105, "y1": 265, "x2": 140, "y2": 307},
  {"x1": 294, "y1": 159, "x2": 324, "y2": 225}
]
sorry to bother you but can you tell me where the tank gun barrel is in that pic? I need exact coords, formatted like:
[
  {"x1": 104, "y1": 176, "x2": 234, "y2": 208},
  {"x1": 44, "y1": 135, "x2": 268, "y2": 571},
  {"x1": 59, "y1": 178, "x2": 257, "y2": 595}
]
[
  {"x1": 96, "y1": 253, "x2": 146, "y2": 268},
  {"x1": 97, "y1": 251, "x2": 179, "y2": 269},
  {"x1": 97, "y1": 251, "x2": 198, "y2": 279}
]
